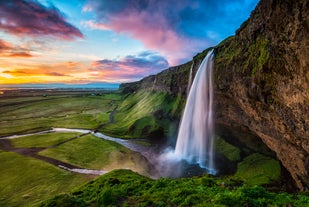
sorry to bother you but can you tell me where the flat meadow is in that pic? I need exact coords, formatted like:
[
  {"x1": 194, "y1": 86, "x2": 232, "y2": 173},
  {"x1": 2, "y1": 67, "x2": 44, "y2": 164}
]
[{"x1": 0, "y1": 89, "x2": 148, "y2": 206}]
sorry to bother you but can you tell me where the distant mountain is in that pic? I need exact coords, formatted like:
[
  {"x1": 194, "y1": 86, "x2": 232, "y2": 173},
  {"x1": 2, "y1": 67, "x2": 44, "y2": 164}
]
[{"x1": 0, "y1": 82, "x2": 119, "y2": 89}]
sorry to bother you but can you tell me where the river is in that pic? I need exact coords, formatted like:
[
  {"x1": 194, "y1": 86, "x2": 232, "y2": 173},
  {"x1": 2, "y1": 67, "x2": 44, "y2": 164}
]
[{"x1": 0, "y1": 128, "x2": 152, "y2": 175}]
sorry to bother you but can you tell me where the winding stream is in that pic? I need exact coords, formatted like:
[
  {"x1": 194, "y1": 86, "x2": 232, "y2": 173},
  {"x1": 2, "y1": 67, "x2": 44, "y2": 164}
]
[
  {"x1": 0, "y1": 128, "x2": 151, "y2": 175},
  {"x1": 0, "y1": 128, "x2": 149, "y2": 152}
]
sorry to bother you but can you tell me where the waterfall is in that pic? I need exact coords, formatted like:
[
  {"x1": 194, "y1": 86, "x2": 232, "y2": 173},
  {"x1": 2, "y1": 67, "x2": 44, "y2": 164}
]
[{"x1": 174, "y1": 50, "x2": 216, "y2": 174}]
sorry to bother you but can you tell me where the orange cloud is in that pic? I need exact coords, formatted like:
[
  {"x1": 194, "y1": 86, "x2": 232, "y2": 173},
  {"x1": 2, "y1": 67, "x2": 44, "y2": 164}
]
[
  {"x1": 3, "y1": 69, "x2": 69, "y2": 77},
  {"x1": 0, "y1": 39, "x2": 33, "y2": 58},
  {"x1": 0, "y1": 60, "x2": 109, "y2": 84},
  {"x1": 7, "y1": 52, "x2": 33, "y2": 58},
  {"x1": 0, "y1": 40, "x2": 12, "y2": 50},
  {"x1": 89, "y1": 51, "x2": 169, "y2": 82}
]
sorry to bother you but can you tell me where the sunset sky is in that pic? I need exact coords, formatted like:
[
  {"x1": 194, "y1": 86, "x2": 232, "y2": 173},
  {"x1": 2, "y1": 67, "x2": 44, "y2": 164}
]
[{"x1": 0, "y1": 0, "x2": 259, "y2": 85}]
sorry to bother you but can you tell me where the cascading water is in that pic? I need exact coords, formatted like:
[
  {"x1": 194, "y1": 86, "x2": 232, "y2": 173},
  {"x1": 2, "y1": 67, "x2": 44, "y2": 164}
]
[{"x1": 174, "y1": 50, "x2": 216, "y2": 174}]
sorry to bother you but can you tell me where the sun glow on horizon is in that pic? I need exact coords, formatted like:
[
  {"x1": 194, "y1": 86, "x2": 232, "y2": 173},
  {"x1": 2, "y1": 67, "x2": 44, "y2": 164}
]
[{"x1": 0, "y1": 0, "x2": 259, "y2": 85}]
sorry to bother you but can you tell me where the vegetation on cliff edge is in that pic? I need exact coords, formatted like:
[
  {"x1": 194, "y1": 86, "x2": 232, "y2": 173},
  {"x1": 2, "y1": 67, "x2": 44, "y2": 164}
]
[{"x1": 39, "y1": 169, "x2": 309, "y2": 207}]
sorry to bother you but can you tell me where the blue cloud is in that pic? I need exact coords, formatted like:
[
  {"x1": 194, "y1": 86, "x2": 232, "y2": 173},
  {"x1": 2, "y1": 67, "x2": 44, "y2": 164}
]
[
  {"x1": 91, "y1": 51, "x2": 169, "y2": 80},
  {"x1": 86, "y1": 0, "x2": 259, "y2": 43}
]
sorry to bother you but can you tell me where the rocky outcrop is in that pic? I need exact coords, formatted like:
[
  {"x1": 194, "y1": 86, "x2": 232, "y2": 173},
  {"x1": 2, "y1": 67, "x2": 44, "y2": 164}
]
[
  {"x1": 120, "y1": 0, "x2": 309, "y2": 190},
  {"x1": 214, "y1": 0, "x2": 309, "y2": 191}
]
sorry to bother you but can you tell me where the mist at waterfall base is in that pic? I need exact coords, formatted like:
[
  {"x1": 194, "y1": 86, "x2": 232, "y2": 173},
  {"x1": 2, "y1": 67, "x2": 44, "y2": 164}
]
[{"x1": 149, "y1": 51, "x2": 217, "y2": 178}]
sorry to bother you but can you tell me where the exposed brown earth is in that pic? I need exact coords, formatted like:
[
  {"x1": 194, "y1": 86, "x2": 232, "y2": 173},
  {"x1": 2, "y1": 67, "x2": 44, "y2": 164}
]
[{"x1": 0, "y1": 135, "x2": 85, "y2": 170}]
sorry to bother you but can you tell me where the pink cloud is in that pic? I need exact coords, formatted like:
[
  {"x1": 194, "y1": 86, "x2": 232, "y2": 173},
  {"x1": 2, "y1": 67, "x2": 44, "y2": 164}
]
[
  {"x1": 0, "y1": 39, "x2": 33, "y2": 58},
  {"x1": 84, "y1": 0, "x2": 258, "y2": 65},
  {"x1": 90, "y1": 51, "x2": 169, "y2": 82},
  {"x1": 83, "y1": 0, "x2": 213, "y2": 65},
  {"x1": 86, "y1": 13, "x2": 202, "y2": 65}
]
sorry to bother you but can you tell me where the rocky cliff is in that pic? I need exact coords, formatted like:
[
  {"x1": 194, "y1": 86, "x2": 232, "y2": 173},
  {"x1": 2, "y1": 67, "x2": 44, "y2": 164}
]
[
  {"x1": 214, "y1": 0, "x2": 309, "y2": 191},
  {"x1": 120, "y1": 0, "x2": 309, "y2": 191}
]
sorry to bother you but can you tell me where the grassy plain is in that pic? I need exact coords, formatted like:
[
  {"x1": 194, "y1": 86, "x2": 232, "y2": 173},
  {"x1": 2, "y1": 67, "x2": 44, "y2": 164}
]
[
  {"x1": 0, "y1": 90, "x2": 132, "y2": 206},
  {"x1": 0, "y1": 150, "x2": 91, "y2": 207},
  {"x1": 39, "y1": 134, "x2": 146, "y2": 170},
  {"x1": 0, "y1": 92, "x2": 121, "y2": 137},
  {"x1": 11, "y1": 132, "x2": 80, "y2": 148}
]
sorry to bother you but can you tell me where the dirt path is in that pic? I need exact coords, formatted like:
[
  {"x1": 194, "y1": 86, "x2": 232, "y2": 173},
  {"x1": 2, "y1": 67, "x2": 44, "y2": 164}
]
[{"x1": 0, "y1": 139, "x2": 81, "y2": 169}]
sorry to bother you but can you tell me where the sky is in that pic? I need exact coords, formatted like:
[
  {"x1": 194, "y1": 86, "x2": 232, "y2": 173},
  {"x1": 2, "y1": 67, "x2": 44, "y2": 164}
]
[{"x1": 0, "y1": 0, "x2": 259, "y2": 85}]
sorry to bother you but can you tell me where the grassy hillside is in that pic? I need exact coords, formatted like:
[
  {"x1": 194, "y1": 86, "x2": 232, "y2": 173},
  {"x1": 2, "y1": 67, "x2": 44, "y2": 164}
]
[
  {"x1": 100, "y1": 90, "x2": 184, "y2": 139},
  {"x1": 39, "y1": 169, "x2": 309, "y2": 207}
]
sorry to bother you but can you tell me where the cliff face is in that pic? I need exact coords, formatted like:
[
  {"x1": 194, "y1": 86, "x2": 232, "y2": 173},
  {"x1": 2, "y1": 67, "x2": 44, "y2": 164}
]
[
  {"x1": 120, "y1": 0, "x2": 309, "y2": 190},
  {"x1": 214, "y1": 0, "x2": 309, "y2": 191}
]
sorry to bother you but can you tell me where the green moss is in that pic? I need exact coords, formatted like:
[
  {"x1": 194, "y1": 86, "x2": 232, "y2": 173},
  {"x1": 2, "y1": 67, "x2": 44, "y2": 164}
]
[
  {"x1": 39, "y1": 169, "x2": 309, "y2": 207},
  {"x1": 214, "y1": 34, "x2": 270, "y2": 79},
  {"x1": 257, "y1": 39, "x2": 270, "y2": 69},
  {"x1": 193, "y1": 47, "x2": 214, "y2": 62},
  {"x1": 246, "y1": 36, "x2": 270, "y2": 77},
  {"x1": 214, "y1": 36, "x2": 241, "y2": 66},
  {"x1": 234, "y1": 153, "x2": 281, "y2": 186},
  {"x1": 215, "y1": 136, "x2": 241, "y2": 162}
]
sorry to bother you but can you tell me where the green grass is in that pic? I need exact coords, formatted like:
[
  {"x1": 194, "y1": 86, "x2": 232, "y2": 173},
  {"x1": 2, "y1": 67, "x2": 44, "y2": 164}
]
[
  {"x1": 39, "y1": 135, "x2": 150, "y2": 174},
  {"x1": 234, "y1": 153, "x2": 281, "y2": 185},
  {"x1": 11, "y1": 132, "x2": 80, "y2": 148},
  {"x1": 100, "y1": 91, "x2": 184, "y2": 138},
  {"x1": 101, "y1": 93, "x2": 123, "y2": 100},
  {"x1": 0, "y1": 95, "x2": 120, "y2": 137},
  {"x1": 0, "y1": 151, "x2": 91, "y2": 207},
  {"x1": 39, "y1": 169, "x2": 309, "y2": 207},
  {"x1": 0, "y1": 96, "x2": 50, "y2": 106},
  {"x1": 39, "y1": 135, "x2": 128, "y2": 169}
]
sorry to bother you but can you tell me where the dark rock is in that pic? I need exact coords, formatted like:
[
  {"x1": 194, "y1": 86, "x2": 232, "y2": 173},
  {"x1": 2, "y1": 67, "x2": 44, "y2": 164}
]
[{"x1": 214, "y1": 0, "x2": 309, "y2": 191}]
